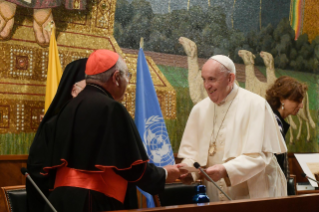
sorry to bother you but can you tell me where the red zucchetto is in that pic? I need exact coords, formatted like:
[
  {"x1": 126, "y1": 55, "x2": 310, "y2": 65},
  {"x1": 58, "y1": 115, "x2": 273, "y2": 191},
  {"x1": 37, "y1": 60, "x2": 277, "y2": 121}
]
[{"x1": 85, "y1": 49, "x2": 119, "y2": 75}]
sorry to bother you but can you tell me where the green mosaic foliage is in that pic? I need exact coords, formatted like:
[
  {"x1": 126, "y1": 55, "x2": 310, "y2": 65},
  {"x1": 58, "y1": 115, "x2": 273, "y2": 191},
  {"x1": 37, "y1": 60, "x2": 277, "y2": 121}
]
[
  {"x1": 159, "y1": 65, "x2": 194, "y2": 152},
  {"x1": 0, "y1": 133, "x2": 34, "y2": 155}
]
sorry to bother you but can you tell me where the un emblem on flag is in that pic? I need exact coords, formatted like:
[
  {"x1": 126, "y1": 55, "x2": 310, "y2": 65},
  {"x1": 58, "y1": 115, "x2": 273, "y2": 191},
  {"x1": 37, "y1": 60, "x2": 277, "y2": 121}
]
[{"x1": 144, "y1": 115, "x2": 175, "y2": 166}]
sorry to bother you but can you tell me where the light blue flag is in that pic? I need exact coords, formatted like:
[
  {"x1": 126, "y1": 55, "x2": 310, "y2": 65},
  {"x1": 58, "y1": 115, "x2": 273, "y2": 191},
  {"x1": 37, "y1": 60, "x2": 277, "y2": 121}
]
[{"x1": 135, "y1": 48, "x2": 175, "y2": 208}]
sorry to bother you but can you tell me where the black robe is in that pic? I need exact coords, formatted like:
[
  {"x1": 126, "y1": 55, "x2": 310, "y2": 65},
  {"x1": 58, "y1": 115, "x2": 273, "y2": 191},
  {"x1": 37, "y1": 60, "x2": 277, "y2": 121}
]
[
  {"x1": 26, "y1": 59, "x2": 87, "y2": 212},
  {"x1": 43, "y1": 84, "x2": 165, "y2": 212},
  {"x1": 272, "y1": 109, "x2": 296, "y2": 196},
  {"x1": 273, "y1": 109, "x2": 290, "y2": 179}
]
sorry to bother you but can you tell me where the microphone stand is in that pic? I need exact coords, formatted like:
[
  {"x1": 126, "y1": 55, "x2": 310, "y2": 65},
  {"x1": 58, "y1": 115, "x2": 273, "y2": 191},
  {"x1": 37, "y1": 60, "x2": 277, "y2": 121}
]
[
  {"x1": 21, "y1": 168, "x2": 58, "y2": 212},
  {"x1": 302, "y1": 173, "x2": 319, "y2": 184},
  {"x1": 193, "y1": 162, "x2": 232, "y2": 200}
]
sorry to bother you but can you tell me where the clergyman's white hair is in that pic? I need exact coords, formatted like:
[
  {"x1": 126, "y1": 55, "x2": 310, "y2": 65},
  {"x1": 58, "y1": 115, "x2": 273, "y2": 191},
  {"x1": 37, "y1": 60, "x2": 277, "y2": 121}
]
[{"x1": 85, "y1": 57, "x2": 127, "y2": 83}]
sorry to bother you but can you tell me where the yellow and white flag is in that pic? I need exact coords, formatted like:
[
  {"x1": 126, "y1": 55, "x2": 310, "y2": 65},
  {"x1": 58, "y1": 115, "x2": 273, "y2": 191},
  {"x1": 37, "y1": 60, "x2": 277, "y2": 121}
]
[{"x1": 44, "y1": 27, "x2": 62, "y2": 113}]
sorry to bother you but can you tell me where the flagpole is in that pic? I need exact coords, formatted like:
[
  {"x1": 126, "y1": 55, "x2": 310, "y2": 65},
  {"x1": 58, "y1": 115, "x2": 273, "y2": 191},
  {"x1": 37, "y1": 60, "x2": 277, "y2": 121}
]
[
  {"x1": 138, "y1": 37, "x2": 144, "y2": 209},
  {"x1": 140, "y1": 37, "x2": 144, "y2": 49}
]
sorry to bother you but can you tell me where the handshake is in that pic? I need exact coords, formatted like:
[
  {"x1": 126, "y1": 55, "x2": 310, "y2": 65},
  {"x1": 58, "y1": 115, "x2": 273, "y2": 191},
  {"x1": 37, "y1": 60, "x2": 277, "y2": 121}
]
[{"x1": 163, "y1": 163, "x2": 227, "y2": 184}]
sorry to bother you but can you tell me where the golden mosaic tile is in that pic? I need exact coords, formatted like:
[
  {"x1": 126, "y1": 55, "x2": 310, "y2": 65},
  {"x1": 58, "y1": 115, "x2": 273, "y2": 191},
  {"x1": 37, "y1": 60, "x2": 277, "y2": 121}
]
[
  {"x1": 0, "y1": 0, "x2": 176, "y2": 135},
  {"x1": 302, "y1": 0, "x2": 319, "y2": 42},
  {"x1": 0, "y1": 99, "x2": 44, "y2": 134}
]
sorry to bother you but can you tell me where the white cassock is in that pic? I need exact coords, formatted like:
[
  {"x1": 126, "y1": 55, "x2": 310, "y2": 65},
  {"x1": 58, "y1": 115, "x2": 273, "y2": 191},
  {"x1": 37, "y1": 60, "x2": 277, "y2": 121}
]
[{"x1": 178, "y1": 84, "x2": 287, "y2": 201}]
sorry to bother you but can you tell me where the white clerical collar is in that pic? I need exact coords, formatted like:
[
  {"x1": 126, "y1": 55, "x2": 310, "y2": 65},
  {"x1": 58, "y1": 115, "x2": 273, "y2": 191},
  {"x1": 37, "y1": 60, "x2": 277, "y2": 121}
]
[{"x1": 216, "y1": 83, "x2": 238, "y2": 106}]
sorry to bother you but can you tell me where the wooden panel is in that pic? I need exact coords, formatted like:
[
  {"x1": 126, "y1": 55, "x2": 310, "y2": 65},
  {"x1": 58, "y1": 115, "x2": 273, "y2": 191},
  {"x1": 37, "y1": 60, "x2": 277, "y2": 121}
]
[
  {"x1": 114, "y1": 194, "x2": 319, "y2": 212},
  {"x1": 0, "y1": 155, "x2": 28, "y2": 161},
  {"x1": 0, "y1": 156, "x2": 27, "y2": 187},
  {"x1": 297, "y1": 190, "x2": 319, "y2": 195},
  {"x1": 288, "y1": 153, "x2": 309, "y2": 183},
  {"x1": 0, "y1": 155, "x2": 28, "y2": 212},
  {"x1": 0, "y1": 189, "x2": 5, "y2": 212}
]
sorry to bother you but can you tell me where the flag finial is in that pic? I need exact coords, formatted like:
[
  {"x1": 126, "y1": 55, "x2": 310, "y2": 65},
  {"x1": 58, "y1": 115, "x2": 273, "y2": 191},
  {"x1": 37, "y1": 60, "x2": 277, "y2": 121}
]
[{"x1": 140, "y1": 37, "x2": 144, "y2": 49}]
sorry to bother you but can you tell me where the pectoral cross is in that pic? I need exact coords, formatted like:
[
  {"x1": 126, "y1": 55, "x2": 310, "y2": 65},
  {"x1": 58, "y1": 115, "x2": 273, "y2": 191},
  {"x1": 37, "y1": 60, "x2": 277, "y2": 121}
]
[{"x1": 209, "y1": 142, "x2": 216, "y2": 156}]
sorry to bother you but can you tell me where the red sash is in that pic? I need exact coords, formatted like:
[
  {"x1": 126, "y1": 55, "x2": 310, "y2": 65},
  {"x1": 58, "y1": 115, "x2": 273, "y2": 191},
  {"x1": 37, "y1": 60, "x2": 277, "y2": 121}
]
[{"x1": 54, "y1": 166, "x2": 128, "y2": 203}]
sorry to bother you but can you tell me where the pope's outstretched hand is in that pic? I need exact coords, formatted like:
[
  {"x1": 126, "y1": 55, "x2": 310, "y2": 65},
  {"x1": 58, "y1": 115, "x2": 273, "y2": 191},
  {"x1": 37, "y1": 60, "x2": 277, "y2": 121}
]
[
  {"x1": 202, "y1": 164, "x2": 227, "y2": 182},
  {"x1": 164, "y1": 164, "x2": 189, "y2": 183}
]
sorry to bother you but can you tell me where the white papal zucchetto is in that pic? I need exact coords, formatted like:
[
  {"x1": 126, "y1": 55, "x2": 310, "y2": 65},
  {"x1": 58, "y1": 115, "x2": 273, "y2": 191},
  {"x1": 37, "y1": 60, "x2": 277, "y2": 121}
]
[{"x1": 210, "y1": 55, "x2": 236, "y2": 75}]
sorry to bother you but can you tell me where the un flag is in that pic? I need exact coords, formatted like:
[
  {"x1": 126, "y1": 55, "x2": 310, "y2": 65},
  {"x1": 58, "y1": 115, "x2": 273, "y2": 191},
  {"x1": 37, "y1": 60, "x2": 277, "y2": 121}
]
[{"x1": 134, "y1": 47, "x2": 175, "y2": 207}]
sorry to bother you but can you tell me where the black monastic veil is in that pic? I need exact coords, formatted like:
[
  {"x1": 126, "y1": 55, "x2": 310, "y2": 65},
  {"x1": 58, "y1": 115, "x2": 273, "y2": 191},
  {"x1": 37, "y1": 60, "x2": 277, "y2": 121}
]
[{"x1": 26, "y1": 58, "x2": 87, "y2": 212}]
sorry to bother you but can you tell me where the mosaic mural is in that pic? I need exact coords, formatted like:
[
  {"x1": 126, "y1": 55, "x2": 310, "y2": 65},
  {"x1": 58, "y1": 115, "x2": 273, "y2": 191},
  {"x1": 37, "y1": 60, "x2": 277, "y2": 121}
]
[
  {"x1": 114, "y1": 0, "x2": 319, "y2": 153},
  {"x1": 0, "y1": 0, "x2": 176, "y2": 154}
]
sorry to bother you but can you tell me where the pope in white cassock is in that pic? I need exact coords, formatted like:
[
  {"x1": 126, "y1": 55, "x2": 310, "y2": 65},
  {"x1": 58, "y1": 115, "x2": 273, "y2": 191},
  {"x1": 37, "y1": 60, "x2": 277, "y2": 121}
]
[{"x1": 178, "y1": 55, "x2": 288, "y2": 201}]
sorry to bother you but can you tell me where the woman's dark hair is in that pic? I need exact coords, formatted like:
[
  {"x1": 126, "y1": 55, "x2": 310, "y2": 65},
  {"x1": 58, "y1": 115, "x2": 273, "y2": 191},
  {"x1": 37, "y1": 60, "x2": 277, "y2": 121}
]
[{"x1": 266, "y1": 76, "x2": 308, "y2": 110}]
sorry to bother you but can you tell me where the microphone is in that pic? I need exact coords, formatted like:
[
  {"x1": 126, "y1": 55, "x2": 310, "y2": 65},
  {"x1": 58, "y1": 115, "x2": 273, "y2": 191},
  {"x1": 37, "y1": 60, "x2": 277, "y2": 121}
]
[
  {"x1": 193, "y1": 162, "x2": 232, "y2": 200},
  {"x1": 21, "y1": 168, "x2": 58, "y2": 212},
  {"x1": 301, "y1": 173, "x2": 319, "y2": 184}
]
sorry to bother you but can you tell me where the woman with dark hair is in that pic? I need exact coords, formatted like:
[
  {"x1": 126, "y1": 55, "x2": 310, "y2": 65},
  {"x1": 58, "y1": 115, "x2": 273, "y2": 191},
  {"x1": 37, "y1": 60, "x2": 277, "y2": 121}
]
[
  {"x1": 26, "y1": 58, "x2": 87, "y2": 212},
  {"x1": 266, "y1": 76, "x2": 308, "y2": 180}
]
